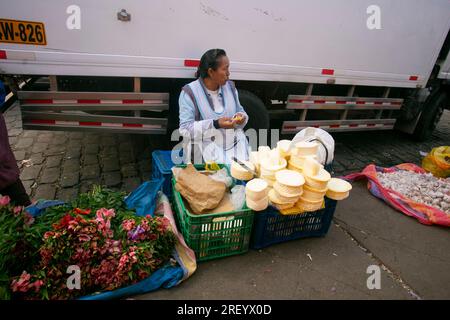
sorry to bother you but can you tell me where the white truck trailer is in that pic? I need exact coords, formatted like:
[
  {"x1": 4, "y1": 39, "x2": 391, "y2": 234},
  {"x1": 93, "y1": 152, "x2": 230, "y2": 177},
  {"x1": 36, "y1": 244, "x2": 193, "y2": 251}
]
[{"x1": 1, "y1": 0, "x2": 449, "y2": 140}]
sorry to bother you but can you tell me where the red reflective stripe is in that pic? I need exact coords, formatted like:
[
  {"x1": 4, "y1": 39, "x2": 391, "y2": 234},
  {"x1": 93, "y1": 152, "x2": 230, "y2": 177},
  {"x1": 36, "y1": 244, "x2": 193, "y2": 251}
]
[
  {"x1": 374, "y1": 101, "x2": 383, "y2": 105},
  {"x1": 367, "y1": 124, "x2": 376, "y2": 127},
  {"x1": 314, "y1": 100, "x2": 325, "y2": 104},
  {"x1": 284, "y1": 125, "x2": 297, "y2": 130},
  {"x1": 77, "y1": 99, "x2": 100, "y2": 104},
  {"x1": 336, "y1": 101, "x2": 346, "y2": 104},
  {"x1": 0, "y1": 50, "x2": 6, "y2": 59},
  {"x1": 30, "y1": 119, "x2": 55, "y2": 124},
  {"x1": 330, "y1": 124, "x2": 340, "y2": 128},
  {"x1": 289, "y1": 99, "x2": 303, "y2": 103},
  {"x1": 24, "y1": 99, "x2": 53, "y2": 104},
  {"x1": 122, "y1": 99, "x2": 143, "y2": 104},
  {"x1": 356, "y1": 101, "x2": 365, "y2": 105},
  {"x1": 409, "y1": 75, "x2": 418, "y2": 81},
  {"x1": 184, "y1": 59, "x2": 200, "y2": 67},
  {"x1": 392, "y1": 102, "x2": 402, "y2": 105},
  {"x1": 322, "y1": 69, "x2": 334, "y2": 75},
  {"x1": 80, "y1": 121, "x2": 101, "y2": 126},
  {"x1": 349, "y1": 124, "x2": 358, "y2": 127},
  {"x1": 123, "y1": 123, "x2": 143, "y2": 128}
]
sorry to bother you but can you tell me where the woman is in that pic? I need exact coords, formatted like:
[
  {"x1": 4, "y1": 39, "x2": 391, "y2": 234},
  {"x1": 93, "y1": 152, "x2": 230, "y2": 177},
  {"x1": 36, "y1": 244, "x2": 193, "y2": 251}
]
[
  {"x1": 0, "y1": 80, "x2": 31, "y2": 206},
  {"x1": 179, "y1": 49, "x2": 250, "y2": 164}
]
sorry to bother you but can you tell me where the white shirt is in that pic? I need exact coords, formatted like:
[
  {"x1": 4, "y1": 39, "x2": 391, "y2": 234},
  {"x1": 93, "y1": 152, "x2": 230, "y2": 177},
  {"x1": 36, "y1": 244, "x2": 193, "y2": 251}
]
[{"x1": 206, "y1": 88, "x2": 224, "y2": 114}]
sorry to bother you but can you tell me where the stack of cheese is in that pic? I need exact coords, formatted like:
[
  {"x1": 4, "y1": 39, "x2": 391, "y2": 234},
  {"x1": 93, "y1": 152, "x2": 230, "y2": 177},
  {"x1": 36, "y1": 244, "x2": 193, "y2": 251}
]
[
  {"x1": 230, "y1": 160, "x2": 255, "y2": 181},
  {"x1": 249, "y1": 151, "x2": 260, "y2": 176},
  {"x1": 245, "y1": 178, "x2": 269, "y2": 211},
  {"x1": 326, "y1": 178, "x2": 352, "y2": 200},
  {"x1": 288, "y1": 141, "x2": 319, "y2": 174},
  {"x1": 296, "y1": 157, "x2": 331, "y2": 212},
  {"x1": 277, "y1": 140, "x2": 292, "y2": 160},
  {"x1": 259, "y1": 149, "x2": 287, "y2": 187},
  {"x1": 268, "y1": 169, "x2": 305, "y2": 210},
  {"x1": 249, "y1": 146, "x2": 271, "y2": 177}
]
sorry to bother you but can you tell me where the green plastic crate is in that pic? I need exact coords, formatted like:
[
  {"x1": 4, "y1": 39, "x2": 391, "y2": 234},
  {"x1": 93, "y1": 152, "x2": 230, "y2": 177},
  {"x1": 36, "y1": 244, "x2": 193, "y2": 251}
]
[{"x1": 171, "y1": 164, "x2": 254, "y2": 262}]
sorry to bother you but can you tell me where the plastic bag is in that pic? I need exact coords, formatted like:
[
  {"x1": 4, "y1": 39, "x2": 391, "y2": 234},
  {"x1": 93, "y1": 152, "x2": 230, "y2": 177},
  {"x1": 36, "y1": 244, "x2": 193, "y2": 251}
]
[
  {"x1": 175, "y1": 164, "x2": 226, "y2": 214},
  {"x1": 230, "y1": 185, "x2": 246, "y2": 210},
  {"x1": 124, "y1": 179, "x2": 164, "y2": 216},
  {"x1": 290, "y1": 127, "x2": 335, "y2": 165},
  {"x1": 421, "y1": 146, "x2": 450, "y2": 178},
  {"x1": 209, "y1": 168, "x2": 233, "y2": 187}
]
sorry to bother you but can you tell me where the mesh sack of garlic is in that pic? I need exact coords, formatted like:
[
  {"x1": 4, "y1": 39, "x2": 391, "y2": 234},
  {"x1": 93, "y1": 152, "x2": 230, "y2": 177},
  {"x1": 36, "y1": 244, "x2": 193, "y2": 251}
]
[
  {"x1": 345, "y1": 163, "x2": 450, "y2": 227},
  {"x1": 377, "y1": 170, "x2": 450, "y2": 214}
]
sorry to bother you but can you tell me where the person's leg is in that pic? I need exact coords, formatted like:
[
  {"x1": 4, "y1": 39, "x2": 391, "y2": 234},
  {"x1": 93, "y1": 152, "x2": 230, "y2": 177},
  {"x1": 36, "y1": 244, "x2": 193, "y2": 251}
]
[{"x1": 0, "y1": 178, "x2": 31, "y2": 206}]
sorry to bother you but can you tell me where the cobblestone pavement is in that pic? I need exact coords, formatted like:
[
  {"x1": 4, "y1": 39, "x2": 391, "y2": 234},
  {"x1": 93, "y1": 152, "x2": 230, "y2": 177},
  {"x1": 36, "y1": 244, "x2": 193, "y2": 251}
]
[{"x1": 3, "y1": 103, "x2": 450, "y2": 201}]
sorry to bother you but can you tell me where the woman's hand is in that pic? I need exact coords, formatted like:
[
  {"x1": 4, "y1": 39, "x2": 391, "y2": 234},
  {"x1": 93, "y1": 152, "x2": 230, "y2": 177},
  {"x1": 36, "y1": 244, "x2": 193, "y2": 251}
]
[
  {"x1": 218, "y1": 117, "x2": 235, "y2": 129},
  {"x1": 232, "y1": 113, "x2": 246, "y2": 125}
]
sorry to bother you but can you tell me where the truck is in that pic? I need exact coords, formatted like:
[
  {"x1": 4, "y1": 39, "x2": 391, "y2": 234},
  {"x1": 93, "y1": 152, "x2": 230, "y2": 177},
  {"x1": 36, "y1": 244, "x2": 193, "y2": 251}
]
[{"x1": 1, "y1": 0, "x2": 449, "y2": 142}]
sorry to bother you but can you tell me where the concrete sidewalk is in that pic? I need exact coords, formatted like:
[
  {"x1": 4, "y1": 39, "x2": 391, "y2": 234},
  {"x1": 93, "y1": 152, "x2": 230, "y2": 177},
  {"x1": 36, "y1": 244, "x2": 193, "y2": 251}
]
[
  {"x1": 334, "y1": 180, "x2": 450, "y2": 300},
  {"x1": 136, "y1": 180, "x2": 449, "y2": 300}
]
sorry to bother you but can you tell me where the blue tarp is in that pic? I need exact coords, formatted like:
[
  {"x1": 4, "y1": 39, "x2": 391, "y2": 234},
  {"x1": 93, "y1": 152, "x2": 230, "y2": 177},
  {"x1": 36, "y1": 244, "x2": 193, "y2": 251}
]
[
  {"x1": 26, "y1": 200, "x2": 66, "y2": 217},
  {"x1": 78, "y1": 263, "x2": 183, "y2": 300}
]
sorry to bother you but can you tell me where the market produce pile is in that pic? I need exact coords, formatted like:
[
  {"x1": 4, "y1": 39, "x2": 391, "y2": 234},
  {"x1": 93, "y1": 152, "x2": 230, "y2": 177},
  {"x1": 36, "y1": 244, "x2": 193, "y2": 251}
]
[
  {"x1": 377, "y1": 170, "x2": 450, "y2": 214},
  {"x1": 0, "y1": 186, "x2": 176, "y2": 300}
]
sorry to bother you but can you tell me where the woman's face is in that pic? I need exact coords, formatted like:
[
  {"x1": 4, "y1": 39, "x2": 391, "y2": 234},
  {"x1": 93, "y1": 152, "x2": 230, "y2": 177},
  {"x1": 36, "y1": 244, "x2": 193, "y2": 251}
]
[{"x1": 208, "y1": 55, "x2": 230, "y2": 86}]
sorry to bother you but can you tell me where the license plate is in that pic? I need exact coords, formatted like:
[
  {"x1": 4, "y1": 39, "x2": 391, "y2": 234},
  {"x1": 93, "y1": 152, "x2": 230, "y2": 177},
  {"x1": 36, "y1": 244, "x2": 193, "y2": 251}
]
[{"x1": 0, "y1": 19, "x2": 47, "y2": 45}]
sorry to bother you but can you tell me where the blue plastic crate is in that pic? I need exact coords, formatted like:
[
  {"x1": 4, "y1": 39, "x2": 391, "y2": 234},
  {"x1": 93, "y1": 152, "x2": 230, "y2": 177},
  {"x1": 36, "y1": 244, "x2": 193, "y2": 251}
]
[
  {"x1": 151, "y1": 149, "x2": 183, "y2": 198},
  {"x1": 250, "y1": 197, "x2": 338, "y2": 249}
]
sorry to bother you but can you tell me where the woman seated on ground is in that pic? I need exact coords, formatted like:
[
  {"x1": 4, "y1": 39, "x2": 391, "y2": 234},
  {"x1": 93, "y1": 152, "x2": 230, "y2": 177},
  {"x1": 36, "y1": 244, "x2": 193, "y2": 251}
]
[{"x1": 178, "y1": 49, "x2": 250, "y2": 164}]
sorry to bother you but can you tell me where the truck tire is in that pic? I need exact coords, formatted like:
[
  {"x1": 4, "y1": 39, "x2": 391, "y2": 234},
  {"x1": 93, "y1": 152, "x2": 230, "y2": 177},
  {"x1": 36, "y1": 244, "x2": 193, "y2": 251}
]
[
  {"x1": 413, "y1": 91, "x2": 447, "y2": 141},
  {"x1": 237, "y1": 89, "x2": 270, "y2": 131}
]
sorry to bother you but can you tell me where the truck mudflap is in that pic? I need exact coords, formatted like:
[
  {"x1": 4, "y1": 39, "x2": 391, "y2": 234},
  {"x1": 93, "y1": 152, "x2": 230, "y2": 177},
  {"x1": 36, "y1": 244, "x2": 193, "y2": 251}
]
[{"x1": 18, "y1": 91, "x2": 169, "y2": 134}]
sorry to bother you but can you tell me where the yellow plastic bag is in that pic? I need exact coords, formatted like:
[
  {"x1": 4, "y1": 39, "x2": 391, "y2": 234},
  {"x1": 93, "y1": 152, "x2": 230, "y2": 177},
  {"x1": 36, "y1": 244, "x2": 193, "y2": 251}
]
[{"x1": 421, "y1": 146, "x2": 450, "y2": 178}]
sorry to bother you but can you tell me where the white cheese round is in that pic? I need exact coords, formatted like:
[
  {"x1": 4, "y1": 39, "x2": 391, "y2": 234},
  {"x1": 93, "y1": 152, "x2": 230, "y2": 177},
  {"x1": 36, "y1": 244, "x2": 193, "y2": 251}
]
[
  {"x1": 302, "y1": 184, "x2": 327, "y2": 201},
  {"x1": 292, "y1": 141, "x2": 319, "y2": 156},
  {"x1": 275, "y1": 169, "x2": 305, "y2": 187},
  {"x1": 231, "y1": 160, "x2": 255, "y2": 181},
  {"x1": 302, "y1": 157, "x2": 322, "y2": 177},
  {"x1": 304, "y1": 168, "x2": 331, "y2": 190},
  {"x1": 245, "y1": 178, "x2": 269, "y2": 201},
  {"x1": 269, "y1": 188, "x2": 298, "y2": 205},
  {"x1": 289, "y1": 154, "x2": 318, "y2": 168},
  {"x1": 327, "y1": 178, "x2": 352, "y2": 193},
  {"x1": 326, "y1": 190, "x2": 350, "y2": 201},
  {"x1": 246, "y1": 196, "x2": 269, "y2": 211}
]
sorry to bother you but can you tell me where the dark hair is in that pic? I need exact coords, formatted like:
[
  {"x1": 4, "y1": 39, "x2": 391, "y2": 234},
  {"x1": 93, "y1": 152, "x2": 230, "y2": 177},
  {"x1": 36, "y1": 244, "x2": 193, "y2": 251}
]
[{"x1": 195, "y1": 49, "x2": 227, "y2": 79}]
